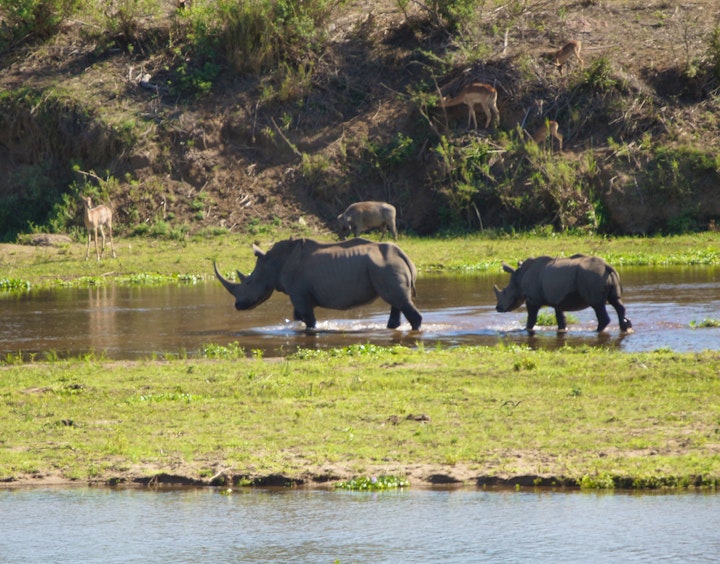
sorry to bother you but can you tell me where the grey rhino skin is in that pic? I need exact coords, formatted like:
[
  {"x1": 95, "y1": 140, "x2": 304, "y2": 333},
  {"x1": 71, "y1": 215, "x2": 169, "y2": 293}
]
[
  {"x1": 214, "y1": 237, "x2": 422, "y2": 331},
  {"x1": 337, "y1": 201, "x2": 398, "y2": 240},
  {"x1": 494, "y1": 254, "x2": 632, "y2": 333}
]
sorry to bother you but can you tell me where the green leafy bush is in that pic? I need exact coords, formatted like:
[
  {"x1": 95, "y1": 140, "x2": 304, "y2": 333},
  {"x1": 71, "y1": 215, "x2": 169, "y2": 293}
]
[{"x1": 0, "y1": 0, "x2": 80, "y2": 47}]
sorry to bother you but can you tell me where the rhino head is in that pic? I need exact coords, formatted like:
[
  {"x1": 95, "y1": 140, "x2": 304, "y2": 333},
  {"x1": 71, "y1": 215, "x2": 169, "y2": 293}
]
[
  {"x1": 494, "y1": 262, "x2": 525, "y2": 312},
  {"x1": 213, "y1": 244, "x2": 276, "y2": 310}
]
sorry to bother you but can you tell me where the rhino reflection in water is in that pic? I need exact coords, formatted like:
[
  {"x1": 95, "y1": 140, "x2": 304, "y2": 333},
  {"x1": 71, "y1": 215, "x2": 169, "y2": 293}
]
[
  {"x1": 494, "y1": 254, "x2": 632, "y2": 334},
  {"x1": 214, "y1": 237, "x2": 422, "y2": 331}
]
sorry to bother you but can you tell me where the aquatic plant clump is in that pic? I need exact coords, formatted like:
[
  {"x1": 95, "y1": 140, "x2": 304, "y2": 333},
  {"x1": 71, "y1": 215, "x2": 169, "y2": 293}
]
[
  {"x1": 335, "y1": 475, "x2": 410, "y2": 491},
  {"x1": 0, "y1": 278, "x2": 31, "y2": 291},
  {"x1": 690, "y1": 318, "x2": 720, "y2": 328}
]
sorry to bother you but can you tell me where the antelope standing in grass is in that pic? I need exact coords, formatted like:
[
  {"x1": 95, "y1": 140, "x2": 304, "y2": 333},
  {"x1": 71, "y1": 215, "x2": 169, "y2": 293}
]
[
  {"x1": 532, "y1": 120, "x2": 563, "y2": 151},
  {"x1": 440, "y1": 82, "x2": 500, "y2": 129},
  {"x1": 82, "y1": 196, "x2": 116, "y2": 261},
  {"x1": 551, "y1": 40, "x2": 584, "y2": 74}
]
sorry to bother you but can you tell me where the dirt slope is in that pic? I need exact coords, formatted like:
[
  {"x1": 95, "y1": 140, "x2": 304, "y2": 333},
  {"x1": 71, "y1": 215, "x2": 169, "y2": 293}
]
[{"x1": 1, "y1": 0, "x2": 719, "y2": 238}]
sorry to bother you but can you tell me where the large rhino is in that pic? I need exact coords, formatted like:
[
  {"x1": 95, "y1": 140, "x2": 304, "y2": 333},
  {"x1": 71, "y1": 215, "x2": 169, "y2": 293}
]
[
  {"x1": 214, "y1": 237, "x2": 422, "y2": 330},
  {"x1": 494, "y1": 254, "x2": 632, "y2": 333}
]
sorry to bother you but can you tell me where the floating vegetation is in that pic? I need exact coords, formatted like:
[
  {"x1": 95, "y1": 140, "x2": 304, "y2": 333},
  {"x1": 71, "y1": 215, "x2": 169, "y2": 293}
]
[
  {"x1": 335, "y1": 475, "x2": 410, "y2": 491},
  {"x1": 0, "y1": 277, "x2": 31, "y2": 291},
  {"x1": 690, "y1": 319, "x2": 720, "y2": 328}
]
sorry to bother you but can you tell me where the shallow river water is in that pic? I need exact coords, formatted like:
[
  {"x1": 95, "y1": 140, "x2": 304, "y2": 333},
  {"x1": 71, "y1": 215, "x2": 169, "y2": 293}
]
[
  {"x1": 2, "y1": 268, "x2": 720, "y2": 560},
  {"x1": 2, "y1": 487, "x2": 720, "y2": 563},
  {"x1": 1, "y1": 266, "x2": 719, "y2": 358}
]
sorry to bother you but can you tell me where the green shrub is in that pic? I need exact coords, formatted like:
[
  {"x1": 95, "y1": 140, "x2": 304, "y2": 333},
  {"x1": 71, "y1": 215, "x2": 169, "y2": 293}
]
[{"x1": 0, "y1": 0, "x2": 80, "y2": 47}]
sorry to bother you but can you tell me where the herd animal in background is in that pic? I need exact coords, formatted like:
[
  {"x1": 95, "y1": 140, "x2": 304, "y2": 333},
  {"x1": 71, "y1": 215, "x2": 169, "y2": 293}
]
[
  {"x1": 436, "y1": 39, "x2": 583, "y2": 142},
  {"x1": 439, "y1": 82, "x2": 500, "y2": 129},
  {"x1": 551, "y1": 40, "x2": 584, "y2": 75},
  {"x1": 82, "y1": 196, "x2": 116, "y2": 261},
  {"x1": 337, "y1": 201, "x2": 398, "y2": 240},
  {"x1": 532, "y1": 120, "x2": 563, "y2": 151}
]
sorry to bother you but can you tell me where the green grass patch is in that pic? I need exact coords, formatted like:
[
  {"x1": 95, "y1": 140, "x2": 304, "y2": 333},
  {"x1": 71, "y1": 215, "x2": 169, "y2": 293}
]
[
  {"x1": 336, "y1": 475, "x2": 410, "y2": 490},
  {"x1": 2, "y1": 231, "x2": 719, "y2": 289},
  {"x1": 2, "y1": 345, "x2": 719, "y2": 489}
]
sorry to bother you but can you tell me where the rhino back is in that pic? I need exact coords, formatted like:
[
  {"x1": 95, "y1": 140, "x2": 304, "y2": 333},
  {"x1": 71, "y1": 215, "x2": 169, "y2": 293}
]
[
  {"x1": 538, "y1": 256, "x2": 616, "y2": 306},
  {"x1": 518, "y1": 257, "x2": 555, "y2": 302},
  {"x1": 279, "y1": 241, "x2": 411, "y2": 309}
]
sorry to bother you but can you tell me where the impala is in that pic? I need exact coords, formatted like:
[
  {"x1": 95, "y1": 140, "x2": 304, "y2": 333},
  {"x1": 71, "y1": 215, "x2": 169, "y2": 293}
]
[
  {"x1": 439, "y1": 82, "x2": 500, "y2": 129},
  {"x1": 552, "y1": 40, "x2": 584, "y2": 74},
  {"x1": 82, "y1": 196, "x2": 116, "y2": 261},
  {"x1": 532, "y1": 120, "x2": 563, "y2": 151}
]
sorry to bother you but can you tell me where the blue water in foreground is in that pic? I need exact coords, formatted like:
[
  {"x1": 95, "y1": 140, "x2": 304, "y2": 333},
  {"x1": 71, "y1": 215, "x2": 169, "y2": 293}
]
[{"x1": 2, "y1": 487, "x2": 719, "y2": 563}]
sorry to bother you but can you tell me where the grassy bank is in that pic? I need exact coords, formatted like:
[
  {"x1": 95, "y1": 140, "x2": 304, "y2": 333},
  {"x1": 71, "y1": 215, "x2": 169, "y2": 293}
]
[
  {"x1": 2, "y1": 231, "x2": 720, "y2": 289},
  {"x1": 2, "y1": 346, "x2": 720, "y2": 489}
]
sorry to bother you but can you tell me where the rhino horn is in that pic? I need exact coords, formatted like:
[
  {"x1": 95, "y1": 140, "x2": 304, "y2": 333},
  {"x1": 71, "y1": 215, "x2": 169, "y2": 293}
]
[
  {"x1": 493, "y1": 284, "x2": 502, "y2": 299},
  {"x1": 214, "y1": 262, "x2": 240, "y2": 295},
  {"x1": 502, "y1": 262, "x2": 515, "y2": 274},
  {"x1": 236, "y1": 270, "x2": 248, "y2": 283}
]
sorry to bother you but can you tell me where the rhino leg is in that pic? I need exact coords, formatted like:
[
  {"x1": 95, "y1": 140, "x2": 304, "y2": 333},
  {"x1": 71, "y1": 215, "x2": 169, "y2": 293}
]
[
  {"x1": 555, "y1": 309, "x2": 568, "y2": 333},
  {"x1": 387, "y1": 307, "x2": 401, "y2": 329},
  {"x1": 402, "y1": 305, "x2": 422, "y2": 331},
  {"x1": 609, "y1": 296, "x2": 633, "y2": 333},
  {"x1": 293, "y1": 307, "x2": 317, "y2": 330},
  {"x1": 387, "y1": 305, "x2": 422, "y2": 330},
  {"x1": 525, "y1": 304, "x2": 540, "y2": 332},
  {"x1": 592, "y1": 304, "x2": 611, "y2": 332}
]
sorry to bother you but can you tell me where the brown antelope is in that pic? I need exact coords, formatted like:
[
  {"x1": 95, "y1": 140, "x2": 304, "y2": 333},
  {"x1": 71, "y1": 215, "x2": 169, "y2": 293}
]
[
  {"x1": 552, "y1": 40, "x2": 584, "y2": 74},
  {"x1": 532, "y1": 120, "x2": 563, "y2": 151},
  {"x1": 440, "y1": 82, "x2": 500, "y2": 129},
  {"x1": 82, "y1": 196, "x2": 116, "y2": 261}
]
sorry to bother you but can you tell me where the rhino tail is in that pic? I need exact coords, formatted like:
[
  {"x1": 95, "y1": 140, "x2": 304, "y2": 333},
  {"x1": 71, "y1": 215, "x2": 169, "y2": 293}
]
[
  {"x1": 396, "y1": 248, "x2": 418, "y2": 297},
  {"x1": 606, "y1": 265, "x2": 623, "y2": 297}
]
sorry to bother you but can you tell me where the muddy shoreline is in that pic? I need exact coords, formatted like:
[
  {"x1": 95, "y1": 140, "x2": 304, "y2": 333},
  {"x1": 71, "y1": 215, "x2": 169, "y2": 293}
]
[{"x1": 1, "y1": 465, "x2": 710, "y2": 491}]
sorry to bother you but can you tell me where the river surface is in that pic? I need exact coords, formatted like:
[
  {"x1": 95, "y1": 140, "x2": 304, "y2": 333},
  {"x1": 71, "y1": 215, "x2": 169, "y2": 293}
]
[
  {"x1": 1, "y1": 267, "x2": 720, "y2": 358},
  {"x1": 2, "y1": 487, "x2": 719, "y2": 563}
]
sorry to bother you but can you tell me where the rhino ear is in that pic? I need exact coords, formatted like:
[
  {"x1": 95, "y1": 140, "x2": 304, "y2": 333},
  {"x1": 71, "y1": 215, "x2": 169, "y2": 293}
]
[
  {"x1": 252, "y1": 244, "x2": 265, "y2": 258},
  {"x1": 502, "y1": 262, "x2": 515, "y2": 274}
]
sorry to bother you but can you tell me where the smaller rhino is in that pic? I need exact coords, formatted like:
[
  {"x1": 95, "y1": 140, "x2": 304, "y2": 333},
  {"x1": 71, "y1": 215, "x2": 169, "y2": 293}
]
[
  {"x1": 337, "y1": 201, "x2": 398, "y2": 240},
  {"x1": 494, "y1": 254, "x2": 632, "y2": 333}
]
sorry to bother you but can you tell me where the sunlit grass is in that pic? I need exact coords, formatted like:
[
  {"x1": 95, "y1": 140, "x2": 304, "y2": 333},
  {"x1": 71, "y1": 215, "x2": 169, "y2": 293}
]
[
  {"x1": 1, "y1": 231, "x2": 719, "y2": 289},
  {"x1": 2, "y1": 346, "x2": 720, "y2": 488}
]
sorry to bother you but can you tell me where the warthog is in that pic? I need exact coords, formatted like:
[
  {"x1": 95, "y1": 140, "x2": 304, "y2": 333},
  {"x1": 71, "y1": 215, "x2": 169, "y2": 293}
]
[
  {"x1": 214, "y1": 237, "x2": 422, "y2": 330},
  {"x1": 337, "y1": 201, "x2": 398, "y2": 240},
  {"x1": 494, "y1": 254, "x2": 632, "y2": 333}
]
